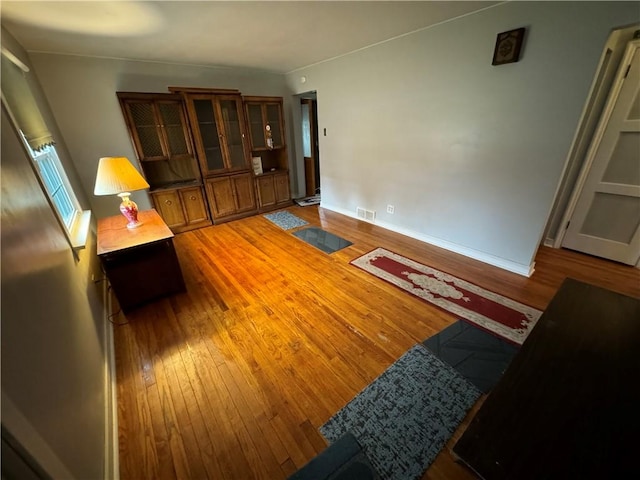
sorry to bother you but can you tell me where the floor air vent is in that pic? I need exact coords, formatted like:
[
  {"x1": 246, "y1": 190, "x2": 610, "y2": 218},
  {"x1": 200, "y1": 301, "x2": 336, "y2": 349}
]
[{"x1": 356, "y1": 207, "x2": 376, "y2": 223}]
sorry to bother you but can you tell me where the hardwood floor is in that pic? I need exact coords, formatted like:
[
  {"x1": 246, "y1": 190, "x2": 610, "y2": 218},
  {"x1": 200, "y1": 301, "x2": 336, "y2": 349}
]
[{"x1": 114, "y1": 206, "x2": 640, "y2": 480}]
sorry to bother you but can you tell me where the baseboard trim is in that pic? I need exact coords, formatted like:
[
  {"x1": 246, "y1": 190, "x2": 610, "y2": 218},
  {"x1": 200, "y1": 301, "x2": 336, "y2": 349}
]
[
  {"x1": 321, "y1": 203, "x2": 535, "y2": 277},
  {"x1": 103, "y1": 284, "x2": 119, "y2": 480}
]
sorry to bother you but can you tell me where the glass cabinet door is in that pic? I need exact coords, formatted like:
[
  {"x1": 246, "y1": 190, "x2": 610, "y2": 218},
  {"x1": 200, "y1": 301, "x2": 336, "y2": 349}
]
[
  {"x1": 246, "y1": 103, "x2": 266, "y2": 149},
  {"x1": 192, "y1": 99, "x2": 225, "y2": 173},
  {"x1": 243, "y1": 98, "x2": 285, "y2": 151},
  {"x1": 219, "y1": 98, "x2": 249, "y2": 170},
  {"x1": 266, "y1": 103, "x2": 283, "y2": 148},
  {"x1": 185, "y1": 93, "x2": 250, "y2": 175},
  {"x1": 157, "y1": 102, "x2": 190, "y2": 157},
  {"x1": 127, "y1": 102, "x2": 165, "y2": 160}
]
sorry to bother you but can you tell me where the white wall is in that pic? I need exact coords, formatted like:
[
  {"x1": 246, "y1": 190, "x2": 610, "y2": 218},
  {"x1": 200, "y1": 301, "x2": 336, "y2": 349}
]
[
  {"x1": 1, "y1": 30, "x2": 109, "y2": 479},
  {"x1": 286, "y1": 1, "x2": 640, "y2": 273},
  {"x1": 29, "y1": 53, "x2": 290, "y2": 219}
]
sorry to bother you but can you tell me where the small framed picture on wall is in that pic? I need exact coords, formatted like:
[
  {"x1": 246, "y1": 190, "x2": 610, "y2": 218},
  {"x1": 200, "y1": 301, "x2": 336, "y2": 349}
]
[{"x1": 492, "y1": 27, "x2": 526, "y2": 65}]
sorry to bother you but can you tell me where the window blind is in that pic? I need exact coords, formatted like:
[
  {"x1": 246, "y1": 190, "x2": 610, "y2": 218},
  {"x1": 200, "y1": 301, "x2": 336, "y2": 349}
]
[{"x1": 1, "y1": 51, "x2": 55, "y2": 152}]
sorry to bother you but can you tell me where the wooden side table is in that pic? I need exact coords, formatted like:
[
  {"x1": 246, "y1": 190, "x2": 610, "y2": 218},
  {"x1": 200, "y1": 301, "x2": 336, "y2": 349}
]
[{"x1": 97, "y1": 209, "x2": 186, "y2": 313}]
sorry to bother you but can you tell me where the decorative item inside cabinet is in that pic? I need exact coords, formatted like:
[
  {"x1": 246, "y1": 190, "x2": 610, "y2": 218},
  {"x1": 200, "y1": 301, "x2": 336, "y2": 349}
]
[
  {"x1": 243, "y1": 96, "x2": 289, "y2": 172},
  {"x1": 253, "y1": 148, "x2": 289, "y2": 174}
]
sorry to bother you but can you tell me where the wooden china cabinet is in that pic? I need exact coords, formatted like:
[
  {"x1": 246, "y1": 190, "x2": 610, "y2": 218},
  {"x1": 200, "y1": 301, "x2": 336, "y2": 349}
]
[
  {"x1": 117, "y1": 89, "x2": 292, "y2": 230},
  {"x1": 243, "y1": 96, "x2": 291, "y2": 212},
  {"x1": 172, "y1": 87, "x2": 258, "y2": 223},
  {"x1": 117, "y1": 92, "x2": 211, "y2": 233}
]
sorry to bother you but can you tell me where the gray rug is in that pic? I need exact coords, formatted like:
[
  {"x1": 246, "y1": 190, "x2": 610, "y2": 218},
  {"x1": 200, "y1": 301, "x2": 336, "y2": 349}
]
[
  {"x1": 422, "y1": 320, "x2": 518, "y2": 393},
  {"x1": 320, "y1": 345, "x2": 480, "y2": 480},
  {"x1": 264, "y1": 211, "x2": 309, "y2": 230},
  {"x1": 288, "y1": 432, "x2": 379, "y2": 480},
  {"x1": 292, "y1": 227, "x2": 353, "y2": 254}
]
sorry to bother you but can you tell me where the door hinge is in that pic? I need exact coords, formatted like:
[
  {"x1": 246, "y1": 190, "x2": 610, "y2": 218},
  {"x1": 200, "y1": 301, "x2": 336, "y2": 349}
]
[
  {"x1": 624, "y1": 64, "x2": 631, "y2": 79},
  {"x1": 565, "y1": 220, "x2": 571, "y2": 230}
]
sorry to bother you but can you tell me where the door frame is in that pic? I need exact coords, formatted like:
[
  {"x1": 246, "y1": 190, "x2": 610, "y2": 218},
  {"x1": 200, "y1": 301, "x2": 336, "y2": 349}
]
[
  {"x1": 562, "y1": 38, "x2": 640, "y2": 265},
  {"x1": 548, "y1": 24, "x2": 639, "y2": 249},
  {"x1": 556, "y1": 38, "x2": 640, "y2": 257},
  {"x1": 290, "y1": 90, "x2": 319, "y2": 199},
  {"x1": 301, "y1": 97, "x2": 319, "y2": 197}
]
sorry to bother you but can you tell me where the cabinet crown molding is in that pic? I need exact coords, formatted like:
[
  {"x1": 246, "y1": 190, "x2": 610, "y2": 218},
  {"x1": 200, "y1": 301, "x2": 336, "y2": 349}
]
[{"x1": 168, "y1": 86, "x2": 240, "y2": 94}]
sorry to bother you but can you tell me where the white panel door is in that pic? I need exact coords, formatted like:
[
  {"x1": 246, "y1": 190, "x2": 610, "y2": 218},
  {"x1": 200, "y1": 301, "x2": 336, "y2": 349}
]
[{"x1": 562, "y1": 41, "x2": 640, "y2": 265}]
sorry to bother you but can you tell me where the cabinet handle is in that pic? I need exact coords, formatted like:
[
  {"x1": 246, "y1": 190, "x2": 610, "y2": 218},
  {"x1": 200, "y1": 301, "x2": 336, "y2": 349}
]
[
  {"x1": 190, "y1": 196, "x2": 196, "y2": 201},
  {"x1": 165, "y1": 200, "x2": 172, "y2": 205}
]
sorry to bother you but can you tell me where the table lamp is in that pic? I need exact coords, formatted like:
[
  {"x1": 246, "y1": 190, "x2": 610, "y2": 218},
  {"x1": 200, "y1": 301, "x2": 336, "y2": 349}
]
[{"x1": 94, "y1": 156, "x2": 150, "y2": 229}]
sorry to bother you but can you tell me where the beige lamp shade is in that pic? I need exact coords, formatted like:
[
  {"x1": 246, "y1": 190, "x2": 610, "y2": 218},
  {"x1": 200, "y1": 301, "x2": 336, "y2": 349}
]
[{"x1": 94, "y1": 157, "x2": 149, "y2": 195}]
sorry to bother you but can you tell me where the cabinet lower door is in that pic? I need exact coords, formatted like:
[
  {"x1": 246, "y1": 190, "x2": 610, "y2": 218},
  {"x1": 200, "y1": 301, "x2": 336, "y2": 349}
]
[
  {"x1": 152, "y1": 190, "x2": 186, "y2": 229},
  {"x1": 231, "y1": 173, "x2": 257, "y2": 213},
  {"x1": 179, "y1": 187, "x2": 209, "y2": 225},
  {"x1": 274, "y1": 173, "x2": 291, "y2": 203},
  {"x1": 256, "y1": 175, "x2": 276, "y2": 208},
  {"x1": 206, "y1": 177, "x2": 237, "y2": 218}
]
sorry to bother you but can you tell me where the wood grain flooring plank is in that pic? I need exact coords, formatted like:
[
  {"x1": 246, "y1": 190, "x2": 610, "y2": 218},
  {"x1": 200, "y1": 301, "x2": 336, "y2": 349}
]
[
  {"x1": 299, "y1": 419, "x2": 329, "y2": 454},
  {"x1": 270, "y1": 412, "x2": 318, "y2": 470},
  {"x1": 141, "y1": 307, "x2": 206, "y2": 480},
  {"x1": 174, "y1": 337, "x2": 235, "y2": 478},
  {"x1": 117, "y1": 323, "x2": 162, "y2": 480},
  {"x1": 180, "y1": 326, "x2": 260, "y2": 479},
  {"x1": 280, "y1": 457, "x2": 298, "y2": 477},
  {"x1": 113, "y1": 205, "x2": 639, "y2": 480}
]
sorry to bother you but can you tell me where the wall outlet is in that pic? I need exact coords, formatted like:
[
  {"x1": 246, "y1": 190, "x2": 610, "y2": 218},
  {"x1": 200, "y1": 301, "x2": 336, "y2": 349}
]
[{"x1": 387, "y1": 204, "x2": 395, "y2": 214}]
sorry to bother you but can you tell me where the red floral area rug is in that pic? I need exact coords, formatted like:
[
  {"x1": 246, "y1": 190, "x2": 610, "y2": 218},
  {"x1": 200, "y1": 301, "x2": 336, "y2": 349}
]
[{"x1": 351, "y1": 248, "x2": 542, "y2": 345}]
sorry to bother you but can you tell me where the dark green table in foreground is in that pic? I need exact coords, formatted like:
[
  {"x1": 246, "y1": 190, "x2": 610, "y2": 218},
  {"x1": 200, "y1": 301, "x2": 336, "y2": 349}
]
[{"x1": 453, "y1": 278, "x2": 640, "y2": 480}]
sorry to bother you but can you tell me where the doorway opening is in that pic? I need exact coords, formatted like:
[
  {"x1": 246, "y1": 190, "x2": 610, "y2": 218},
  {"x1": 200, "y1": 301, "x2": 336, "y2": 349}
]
[{"x1": 292, "y1": 91, "x2": 320, "y2": 205}]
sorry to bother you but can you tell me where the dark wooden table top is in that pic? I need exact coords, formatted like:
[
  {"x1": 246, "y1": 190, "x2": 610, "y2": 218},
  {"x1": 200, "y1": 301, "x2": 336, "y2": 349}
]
[{"x1": 453, "y1": 277, "x2": 640, "y2": 480}]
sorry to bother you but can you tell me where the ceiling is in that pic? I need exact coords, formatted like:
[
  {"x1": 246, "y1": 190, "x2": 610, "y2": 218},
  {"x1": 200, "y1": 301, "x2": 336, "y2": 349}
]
[{"x1": 1, "y1": 1, "x2": 499, "y2": 74}]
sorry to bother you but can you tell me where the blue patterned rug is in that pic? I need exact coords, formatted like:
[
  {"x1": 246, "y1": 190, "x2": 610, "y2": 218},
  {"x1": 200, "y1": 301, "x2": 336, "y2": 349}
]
[
  {"x1": 320, "y1": 345, "x2": 480, "y2": 480},
  {"x1": 264, "y1": 210, "x2": 309, "y2": 230}
]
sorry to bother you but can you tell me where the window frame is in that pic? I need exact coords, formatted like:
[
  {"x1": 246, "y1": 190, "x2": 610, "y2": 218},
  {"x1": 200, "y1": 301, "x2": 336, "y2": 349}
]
[{"x1": 1, "y1": 97, "x2": 91, "y2": 252}]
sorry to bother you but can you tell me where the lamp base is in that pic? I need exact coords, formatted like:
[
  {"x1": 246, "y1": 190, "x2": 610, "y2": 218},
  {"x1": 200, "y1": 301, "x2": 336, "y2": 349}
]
[
  {"x1": 125, "y1": 220, "x2": 142, "y2": 229},
  {"x1": 118, "y1": 192, "x2": 142, "y2": 229}
]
